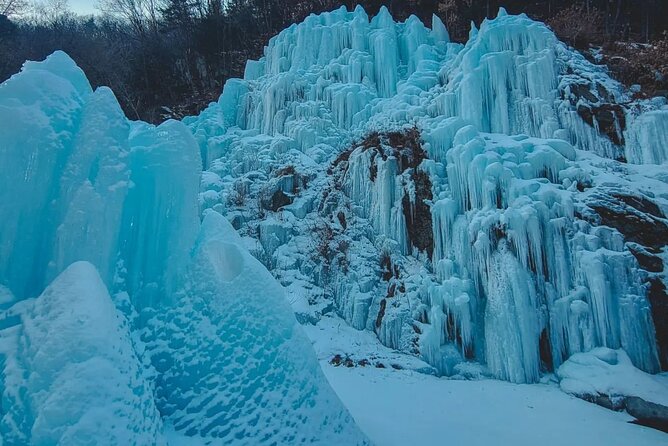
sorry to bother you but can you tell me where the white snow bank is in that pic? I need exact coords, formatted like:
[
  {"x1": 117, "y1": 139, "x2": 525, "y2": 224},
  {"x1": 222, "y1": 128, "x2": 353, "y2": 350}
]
[
  {"x1": 324, "y1": 364, "x2": 668, "y2": 446},
  {"x1": 557, "y1": 347, "x2": 668, "y2": 407}
]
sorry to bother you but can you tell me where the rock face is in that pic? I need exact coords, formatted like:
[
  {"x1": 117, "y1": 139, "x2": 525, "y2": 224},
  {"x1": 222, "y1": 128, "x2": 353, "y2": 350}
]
[
  {"x1": 587, "y1": 190, "x2": 668, "y2": 369},
  {"x1": 567, "y1": 78, "x2": 627, "y2": 152}
]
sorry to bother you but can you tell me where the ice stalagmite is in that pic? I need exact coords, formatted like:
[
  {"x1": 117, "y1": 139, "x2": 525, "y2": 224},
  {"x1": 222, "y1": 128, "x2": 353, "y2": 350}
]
[{"x1": 0, "y1": 52, "x2": 369, "y2": 444}]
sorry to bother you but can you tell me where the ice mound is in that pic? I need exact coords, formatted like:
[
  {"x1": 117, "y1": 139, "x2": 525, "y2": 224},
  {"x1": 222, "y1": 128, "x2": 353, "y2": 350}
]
[
  {"x1": 0, "y1": 52, "x2": 368, "y2": 444},
  {"x1": 0, "y1": 262, "x2": 164, "y2": 445},
  {"x1": 137, "y1": 211, "x2": 368, "y2": 443}
]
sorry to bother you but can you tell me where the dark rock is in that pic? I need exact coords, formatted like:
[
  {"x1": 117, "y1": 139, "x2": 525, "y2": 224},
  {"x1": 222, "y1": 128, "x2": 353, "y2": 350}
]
[
  {"x1": 611, "y1": 193, "x2": 665, "y2": 218},
  {"x1": 567, "y1": 77, "x2": 627, "y2": 148},
  {"x1": 375, "y1": 298, "x2": 387, "y2": 329},
  {"x1": 577, "y1": 103, "x2": 626, "y2": 146},
  {"x1": 648, "y1": 278, "x2": 668, "y2": 370},
  {"x1": 630, "y1": 418, "x2": 668, "y2": 433},
  {"x1": 336, "y1": 211, "x2": 347, "y2": 230},
  {"x1": 626, "y1": 396, "x2": 668, "y2": 433},
  {"x1": 585, "y1": 394, "x2": 627, "y2": 411},
  {"x1": 589, "y1": 192, "x2": 668, "y2": 249},
  {"x1": 628, "y1": 244, "x2": 664, "y2": 273},
  {"x1": 571, "y1": 82, "x2": 599, "y2": 103},
  {"x1": 402, "y1": 169, "x2": 434, "y2": 257},
  {"x1": 262, "y1": 189, "x2": 292, "y2": 211}
]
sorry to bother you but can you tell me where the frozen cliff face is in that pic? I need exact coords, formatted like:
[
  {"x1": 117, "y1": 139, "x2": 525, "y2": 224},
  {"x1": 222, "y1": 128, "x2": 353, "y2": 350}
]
[
  {"x1": 1, "y1": 8, "x2": 667, "y2": 443},
  {"x1": 189, "y1": 6, "x2": 668, "y2": 383},
  {"x1": 0, "y1": 52, "x2": 369, "y2": 444}
]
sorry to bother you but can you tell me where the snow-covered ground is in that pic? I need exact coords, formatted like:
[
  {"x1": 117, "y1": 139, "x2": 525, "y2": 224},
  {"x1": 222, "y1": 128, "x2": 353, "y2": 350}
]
[
  {"x1": 324, "y1": 365, "x2": 667, "y2": 446},
  {"x1": 306, "y1": 315, "x2": 667, "y2": 445}
]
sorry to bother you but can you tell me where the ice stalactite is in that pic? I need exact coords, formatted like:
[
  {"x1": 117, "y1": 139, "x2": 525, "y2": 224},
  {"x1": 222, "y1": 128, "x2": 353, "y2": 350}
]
[
  {"x1": 423, "y1": 121, "x2": 659, "y2": 381},
  {"x1": 625, "y1": 109, "x2": 668, "y2": 165}
]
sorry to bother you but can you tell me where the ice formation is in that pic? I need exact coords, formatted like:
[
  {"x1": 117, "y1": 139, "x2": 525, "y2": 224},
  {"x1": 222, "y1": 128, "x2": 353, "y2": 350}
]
[
  {"x1": 0, "y1": 52, "x2": 368, "y2": 444},
  {"x1": 187, "y1": 6, "x2": 667, "y2": 384},
  {"x1": 1, "y1": 5, "x2": 668, "y2": 443},
  {"x1": 0, "y1": 262, "x2": 164, "y2": 445}
]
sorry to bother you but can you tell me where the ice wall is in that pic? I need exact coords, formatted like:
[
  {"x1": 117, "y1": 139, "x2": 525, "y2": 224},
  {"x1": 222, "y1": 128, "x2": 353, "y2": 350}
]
[
  {"x1": 0, "y1": 52, "x2": 369, "y2": 444},
  {"x1": 191, "y1": 6, "x2": 666, "y2": 384},
  {"x1": 0, "y1": 51, "x2": 200, "y2": 302}
]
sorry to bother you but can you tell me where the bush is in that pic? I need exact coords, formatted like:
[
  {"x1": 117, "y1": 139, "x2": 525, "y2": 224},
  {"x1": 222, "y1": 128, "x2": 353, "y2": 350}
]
[
  {"x1": 547, "y1": 3, "x2": 605, "y2": 48},
  {"x1": 602, "y1": 36, "x2": 668, "y2": 97}
]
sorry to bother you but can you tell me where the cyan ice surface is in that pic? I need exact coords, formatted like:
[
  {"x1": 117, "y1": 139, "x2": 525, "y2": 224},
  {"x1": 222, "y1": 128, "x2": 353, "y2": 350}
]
[{"x1": 0, "y1": 52, "x2": 368, "y2": 444}]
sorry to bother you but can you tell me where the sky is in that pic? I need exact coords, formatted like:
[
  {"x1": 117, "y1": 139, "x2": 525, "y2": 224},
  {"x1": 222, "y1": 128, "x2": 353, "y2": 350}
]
[{"x1": 69, "y1": 0, "x2": 99, "y2": 15}]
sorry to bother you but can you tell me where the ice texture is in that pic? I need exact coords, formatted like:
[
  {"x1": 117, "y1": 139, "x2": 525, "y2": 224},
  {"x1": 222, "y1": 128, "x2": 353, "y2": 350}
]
[
  {"x1": 187, "y1": 7, "x2": 666, "y2": 384},
  {"x1": 0, "y1": 52, "x2": 368, "y2": 444},
  {"x1": 140, "y1": 211, "x2": 368, "y2": 443},
  {"x1": 0, "y1": 262, "x2": 164, "y2": 445}
]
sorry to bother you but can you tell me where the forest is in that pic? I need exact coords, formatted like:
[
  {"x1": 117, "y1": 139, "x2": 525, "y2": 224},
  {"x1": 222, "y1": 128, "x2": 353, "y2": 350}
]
[{"x1": 1, "y1": 0, "x2": 666, "y2": 122}]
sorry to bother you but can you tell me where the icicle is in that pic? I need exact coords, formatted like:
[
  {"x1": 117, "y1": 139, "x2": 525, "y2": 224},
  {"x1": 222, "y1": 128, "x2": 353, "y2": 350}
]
[{"x1": 431, "y1": 14, "x2": 450, "y2": 43}]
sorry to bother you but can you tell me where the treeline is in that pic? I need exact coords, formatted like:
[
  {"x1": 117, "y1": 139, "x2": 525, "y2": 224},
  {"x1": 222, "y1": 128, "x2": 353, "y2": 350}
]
[{"x1": 1, "y1": 0, "x2": 666, "y2": 122}]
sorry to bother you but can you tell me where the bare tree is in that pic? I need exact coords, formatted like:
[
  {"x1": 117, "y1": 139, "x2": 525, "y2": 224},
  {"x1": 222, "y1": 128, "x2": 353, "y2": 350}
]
[
  {"x1": 98, "y1": 0, "x2": 163, "y2": 35},
  {"x1": 29, "y1": 0, "x2": 71, "y2": 23},
  {"x1": 1, "y1": 0, "x2": 29, "y2": 17}
]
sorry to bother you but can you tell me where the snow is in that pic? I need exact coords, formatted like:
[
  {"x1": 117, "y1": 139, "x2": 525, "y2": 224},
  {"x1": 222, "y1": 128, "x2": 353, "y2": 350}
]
[
  {"x1": 324, "y1": 364, "x2": 668, "y2": 446},
  {"x1": 557, "y1": 348, "x2": 668, "y2": 407},
  {"x1": 302, "y1": 315, "x2": 666, "y2": 445}
]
